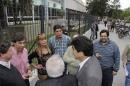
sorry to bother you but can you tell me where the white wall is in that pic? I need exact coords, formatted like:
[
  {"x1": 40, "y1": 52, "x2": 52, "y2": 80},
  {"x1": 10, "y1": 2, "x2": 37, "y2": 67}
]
[{"x1": 65, "y1": 0, "x2": 86, "y2": 12}]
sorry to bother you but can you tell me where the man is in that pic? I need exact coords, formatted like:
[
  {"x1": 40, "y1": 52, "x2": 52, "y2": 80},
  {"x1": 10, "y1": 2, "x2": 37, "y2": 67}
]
[
  {"x1": 71, "y1": 36, "x2": 102, "y2": 86},
  {"x1": 0, "y1": 40, "x2": 26, "y2": 86},
  {"x1": 35, "y1": 54, "x2": 78, "y2": 86},
  {"x1": 10, "y1": 32, "x2": 31, "y2": 86},
  {"x1": 93, "y1": 29, "x2": 120, "y2": 86},
  {"x1": 48, "y1": 25, "x2": 71, "y2": 57}
]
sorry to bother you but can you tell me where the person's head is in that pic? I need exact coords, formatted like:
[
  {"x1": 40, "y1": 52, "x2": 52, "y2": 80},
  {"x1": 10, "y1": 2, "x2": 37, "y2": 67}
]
[
  {"x1": 11, "y1": 32, "x2": 26, "y2": 52},
  {"x1": 53, "y1": 25, "x2": 63, "y2": 38},
  {"x1": 71, "y1": 36, "x2": 93, "y2": 61},
  {"x1": 36, "y1": 33, "x2": 47, "y2": 47},
  {"x1": 0, "y1": 40, "x2": 12, "y2": 61},
  {"x1": 100, "y1": 29, "x2": 109, "y2": 43},
  {"x1": 36, "y1": 33, "x2": 51, "y2": 56},
  {"x1": 46, "y1": 54, "x2": 65, "y2": 78}
]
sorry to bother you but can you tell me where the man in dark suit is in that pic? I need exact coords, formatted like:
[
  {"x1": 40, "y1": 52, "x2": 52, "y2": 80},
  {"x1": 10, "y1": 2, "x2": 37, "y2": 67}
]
[
  {"x1": 35, "y1": 54, "x2": 78, "y2": 86},
  {"x1": 0, "y1": 40, "x2": 26, "y2": 86},
  {"x1": 71, "y1": 36, "x2": 102, "y2": 86}
]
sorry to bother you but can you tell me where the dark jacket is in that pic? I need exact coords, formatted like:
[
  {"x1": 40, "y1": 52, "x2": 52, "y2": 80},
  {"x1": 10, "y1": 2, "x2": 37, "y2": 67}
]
[{"x1": 35, "y1": 75, "x2": 78, "y2": 86}]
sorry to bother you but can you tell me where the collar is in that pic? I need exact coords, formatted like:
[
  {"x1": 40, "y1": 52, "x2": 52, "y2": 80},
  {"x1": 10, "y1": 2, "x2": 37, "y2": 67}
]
[
  {"x1": 0, "y1": 61, "x2": 11, "y2": 69},
  {"x1": 79, "y1": 57, "x2": 90, "y2": 71}
]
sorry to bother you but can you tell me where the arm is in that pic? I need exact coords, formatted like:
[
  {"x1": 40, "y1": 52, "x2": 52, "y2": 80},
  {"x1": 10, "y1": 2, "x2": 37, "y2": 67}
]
[
  {"x1": 28, "y1": 51, "x2": 37, "y2": 64},
  {"x1": 48, "y1": 38, "x2": 54, "y2": 54},
  {"x1": 113, "y1": 44, "x2": 120, "y2": 72},
  {"x1": 122, "y1": 45, "x2": 129, "y2": 66}
]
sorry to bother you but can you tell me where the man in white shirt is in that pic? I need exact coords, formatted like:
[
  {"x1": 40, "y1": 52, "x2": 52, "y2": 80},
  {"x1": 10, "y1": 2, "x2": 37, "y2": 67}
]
[
  {"x1": 0, "y1": 40, "x2": 26, "y2": 86},
  {"x1": 71, "y1": 36, "x2": 102, "y2": 86}
]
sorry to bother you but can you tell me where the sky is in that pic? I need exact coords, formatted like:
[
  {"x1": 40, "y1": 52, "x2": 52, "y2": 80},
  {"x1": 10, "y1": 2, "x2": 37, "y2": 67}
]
[{"x1": 120, "y1": 0, "x2": 130, "y2": 9}]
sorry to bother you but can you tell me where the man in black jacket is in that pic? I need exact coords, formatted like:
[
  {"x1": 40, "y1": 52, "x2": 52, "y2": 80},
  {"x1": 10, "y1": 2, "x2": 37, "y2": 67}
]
[
  {"x1": 0, "y1": 40, "x2": 26, "y2": 86},
  {"x1": 35, "y1": 54, "x2": 78, "y2": 86}
]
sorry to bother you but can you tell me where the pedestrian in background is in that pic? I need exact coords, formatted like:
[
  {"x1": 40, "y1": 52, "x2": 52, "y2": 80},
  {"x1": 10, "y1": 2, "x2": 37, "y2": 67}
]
[{"x1": 93, "y1": 29, "x2": 120, "y2": 86}]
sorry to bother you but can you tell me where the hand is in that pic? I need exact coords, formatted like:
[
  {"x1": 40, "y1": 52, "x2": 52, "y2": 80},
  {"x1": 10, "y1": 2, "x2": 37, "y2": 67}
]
[
  {"x1": 113, "y1": 71, "x2": 117, "y2": 76},
  {"x1": 96, "y1": 53, "x2": 102, "y2": 59},
  {"x1": 122, "y1": 61, "x2": 127, "y2": 68},
  {"x1": 22, "y1": 74, "x2": 29, "y2": 79},
  {"x1": 35, "y1": 64, "x2": 43, "y2": 69},
  {"x1": 28, "y1": 69, "x2": 32, "y2": 77}
]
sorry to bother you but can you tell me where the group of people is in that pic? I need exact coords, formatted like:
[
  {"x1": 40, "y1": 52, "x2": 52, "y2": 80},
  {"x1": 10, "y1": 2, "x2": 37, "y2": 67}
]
[{"x1": 0, "y1": 23, "x2": 129, "y2": 86}]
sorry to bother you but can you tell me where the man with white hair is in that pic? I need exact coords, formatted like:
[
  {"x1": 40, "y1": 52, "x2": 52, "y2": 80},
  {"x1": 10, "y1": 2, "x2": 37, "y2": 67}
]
[{"x1": 35, "y1": 54, "x2": 78, "y2": 86}]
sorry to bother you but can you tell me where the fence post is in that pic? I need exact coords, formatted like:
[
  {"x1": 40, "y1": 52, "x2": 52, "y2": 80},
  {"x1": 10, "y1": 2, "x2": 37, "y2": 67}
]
[
  {"x1": 40, "y1": 5, "x2": 44, "y2": 33},
  {"x1": 78, "y1": 13, "x2": 80, "y2": 34},
  {"x1": 67, "y1": 9, "x2": 70, "y2": 35}
]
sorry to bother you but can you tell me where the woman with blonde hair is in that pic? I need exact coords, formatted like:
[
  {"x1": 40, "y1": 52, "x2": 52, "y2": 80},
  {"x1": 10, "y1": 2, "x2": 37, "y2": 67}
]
[{"x1": 28, "y1": 33, "x2": 52, "y2": 80}]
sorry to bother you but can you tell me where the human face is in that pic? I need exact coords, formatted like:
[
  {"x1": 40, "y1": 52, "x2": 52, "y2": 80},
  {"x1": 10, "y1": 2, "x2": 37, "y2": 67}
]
[
  {"x1": 100, "y1": 32, "x2": 109, "y2": 43},
  {"x1": 72, "y1": 46, "x2": 83, "y2": 61},
  {"x1": 0, "y1": 47, "x2": 13, "y2": 61},
  {"x1": 54, "y1": 29, "x2": 63, "y2": 38},
  {"x1": 38, "y1": 39, "x2": 47, "y2": 46},
  {"x1": 13, "y1": 40, "x2": 26, "y2": 52}
]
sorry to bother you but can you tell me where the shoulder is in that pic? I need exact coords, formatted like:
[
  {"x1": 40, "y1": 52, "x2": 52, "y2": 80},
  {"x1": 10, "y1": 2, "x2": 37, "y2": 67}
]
[
  {"x1": 93, "y1": 40, "x2": 100, "y2": 46},
  {"x1": 67, "y1": 46, "x2": 72, "y2": 50},
  {"x1": 109, "y1": 40, "x2": 118, "y2": 47},
  {"x1": 48, "y1": 36, "x2": 55, "y2": 41},
  {"x1": 63, "y1": 75, "x2": 76, "y2": 80},
  {"x1": 63, "y1": 34, "x2": 71, "y2": 39},
  {"x1": 35, "y1": 80, "x2": 47, "y2": 86}
]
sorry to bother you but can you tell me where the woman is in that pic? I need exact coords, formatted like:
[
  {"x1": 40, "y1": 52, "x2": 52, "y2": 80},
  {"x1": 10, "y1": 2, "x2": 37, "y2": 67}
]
[
  {"x1": 28, "y1": 33, "x2": 52, "y2": 80},
  {"x1": 122, "y1": 44, "x2": 130, "y2": 86}
]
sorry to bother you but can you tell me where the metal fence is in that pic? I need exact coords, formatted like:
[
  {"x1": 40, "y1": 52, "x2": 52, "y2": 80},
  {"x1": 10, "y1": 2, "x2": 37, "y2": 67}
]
[{"x1": 0, "y1": 1, "x2": 95, "y2": 53}]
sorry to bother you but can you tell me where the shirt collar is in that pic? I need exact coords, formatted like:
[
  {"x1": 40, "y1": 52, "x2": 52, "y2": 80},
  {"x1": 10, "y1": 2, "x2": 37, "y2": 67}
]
[
  {"x1": 79, "y1": 57, "x2": 90, "y2": 71},
  {"x1": 0, "y1": 61, "x2": 11, "y2": 69}
]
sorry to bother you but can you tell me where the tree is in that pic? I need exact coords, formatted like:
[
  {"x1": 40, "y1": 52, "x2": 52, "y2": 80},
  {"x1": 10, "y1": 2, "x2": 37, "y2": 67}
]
[
  {"x1": 107, "y1": 0, "x2": 121, "y2": 18},
  {"x1": 87, "y1": 0, "x2": 110, "y2": 17},
  {"x1": 87, "y1": 0, "x2": 121, "y2": 18}
]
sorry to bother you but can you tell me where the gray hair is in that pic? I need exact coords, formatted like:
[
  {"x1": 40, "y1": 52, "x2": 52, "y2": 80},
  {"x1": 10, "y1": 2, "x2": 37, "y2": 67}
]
[{"x1": 46, "y1": 54, "x2": 65, "y2": 78}]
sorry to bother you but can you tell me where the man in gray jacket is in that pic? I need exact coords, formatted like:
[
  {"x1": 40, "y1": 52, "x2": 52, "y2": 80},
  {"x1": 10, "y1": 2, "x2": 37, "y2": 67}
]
[{"x1": 71, "y1": 36, "x2": 102, "y2": 86}]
